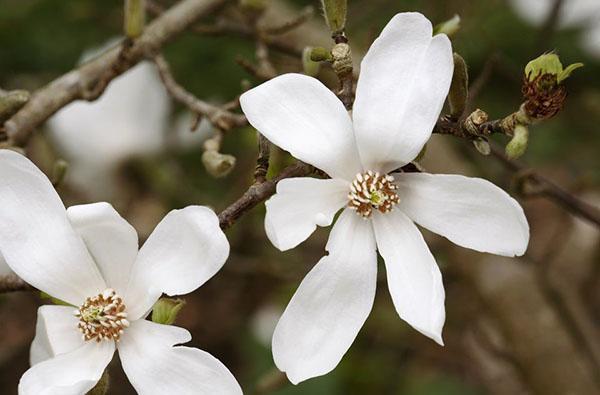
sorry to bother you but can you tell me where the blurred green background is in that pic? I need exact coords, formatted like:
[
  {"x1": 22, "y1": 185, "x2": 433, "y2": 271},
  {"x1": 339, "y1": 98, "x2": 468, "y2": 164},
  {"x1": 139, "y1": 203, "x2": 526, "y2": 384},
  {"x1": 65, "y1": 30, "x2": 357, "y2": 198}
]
[{"x1": 0, "y1": 0, "x2": 598, "y2": 394}]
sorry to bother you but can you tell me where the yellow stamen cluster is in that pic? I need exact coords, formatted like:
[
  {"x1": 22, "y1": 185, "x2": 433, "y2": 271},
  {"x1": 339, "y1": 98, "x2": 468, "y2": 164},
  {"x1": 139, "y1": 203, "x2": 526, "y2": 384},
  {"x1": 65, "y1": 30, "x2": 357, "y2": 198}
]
[
  {"x1": 348, "y1": 171, "x2": 399, "y2": 218},
  {"x1": 75, "y1": 288, "x2": 129, "y2": 342}
]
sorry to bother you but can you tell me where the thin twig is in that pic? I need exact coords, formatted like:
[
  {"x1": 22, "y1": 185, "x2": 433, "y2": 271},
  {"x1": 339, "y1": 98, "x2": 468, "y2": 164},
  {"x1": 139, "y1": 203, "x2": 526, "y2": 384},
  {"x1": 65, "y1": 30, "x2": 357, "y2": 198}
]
[
  {"x1": 262, "y1": 6, "x2": 314, "y2": 35},
  {"x1": 489, "y1": 143, "x2": 600, "y2": 227},
  {"x1": 536, "y1": 0, "x2": 564, "y2": 51},
  {"x1": 152, "y1": 54, "x2": 247, "y2": 131},
  {"x1": 4, "y1": 0, "x2": 229, "y2": 147},
  {"x1": 218, "y1": 161, "x2": 313, "y2": 230},
  {"x1": 147, "y1": 0, "x2": 304, "y2": 57}
]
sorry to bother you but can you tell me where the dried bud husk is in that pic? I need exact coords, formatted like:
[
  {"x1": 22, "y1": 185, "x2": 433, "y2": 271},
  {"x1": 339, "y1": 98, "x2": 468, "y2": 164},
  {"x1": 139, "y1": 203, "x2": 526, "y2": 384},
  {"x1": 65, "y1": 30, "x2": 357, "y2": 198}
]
[
  {"x1": 433, "y1": 14, "x2": 461, "y2": 37},
  {"x1": 522, "y1": 53, "x2": 583, "y2": 120},
  {"x1": 302, "y1": 47, "x2": 321, "y2": 77},
  {"x1": 152, "y1": 297, "x2": 186, "y2": 325},
  {"x1": 202, "y1": 150, "x2": 236, "y2": 178},
  {"x1": 321, "y1": 0, "x2": 347, "y2": 34},
  {"x1": 124, "y1": 0, "x2": 145, "y2": 39},
  {"x1": 505, "y1": 124, "x2": 529, "y2": 160},
  {"x1": 464, "y1": 109, "x2": 489, "y2": 136},
  {"x1": 331, "y1": 43, "x2": 352, "y2": 76},
  {"x1": 309, "y1": 47, "x2": 333, "y2": 62},
  {"x1": 0, "y1": 90, "x2": 30, "y2": 123},
  {"x1": 448, "y1": 53, "x2": 469, "y2": 119}
]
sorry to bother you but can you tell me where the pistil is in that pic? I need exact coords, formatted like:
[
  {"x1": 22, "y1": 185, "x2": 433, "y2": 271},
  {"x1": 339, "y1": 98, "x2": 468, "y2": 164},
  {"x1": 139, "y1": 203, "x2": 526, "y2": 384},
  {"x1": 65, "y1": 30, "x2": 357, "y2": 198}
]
[
  {"x1": 348, "y1": 171, "x2": 399, "y2": 218},
  {"x1": 75, "y1": 288, "x2": 129, "y2": 342}
]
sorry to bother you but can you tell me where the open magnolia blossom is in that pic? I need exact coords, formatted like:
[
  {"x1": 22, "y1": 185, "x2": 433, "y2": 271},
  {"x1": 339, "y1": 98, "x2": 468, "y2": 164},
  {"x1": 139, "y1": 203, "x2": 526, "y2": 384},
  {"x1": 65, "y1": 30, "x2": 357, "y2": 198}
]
[
  {"x1": 509, "y1": 0, "x2": 600, "y2": 57},
  {"x1": 240, "y1": 12, "x2": 530, "y2": 384},
  {"x1": 0, "y1": 150, "x2": 242, "y2": 394}
]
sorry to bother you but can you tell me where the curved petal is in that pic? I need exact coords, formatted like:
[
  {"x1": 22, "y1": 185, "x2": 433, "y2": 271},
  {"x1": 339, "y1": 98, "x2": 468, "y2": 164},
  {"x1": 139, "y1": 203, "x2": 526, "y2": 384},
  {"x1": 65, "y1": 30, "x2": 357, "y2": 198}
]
[
  {"x1": 265, "y1": 177, "x2": 349, "y2": 251},
  {"x1": 67, "y1": 202, "x2": 139, "y2": 295},
  {"x1": 395, "y1": 173, "x2": 529, "y2": 256},
  {"x1": 19, "y1": 340, "x2": 114, "y2": 395},
  {"x1": 30, "y1": 306, "x2": 85, "y2": 366},
  {"x1": 372, "y1": 209, "x2": 445, "y2": 345},
  {"x1": 0, "y1": 150, "x2": 105, "y2": 305},
  {"x1": 118, "y1": 320, "x2": 242, "y2": 395},
  {"x1": 125, "y1": 206, "x2": 229, "y2": 320},
  {"x1": 352, "y1": 13, "x2": 454, "y2": 172},
  {"x1": 272, "y1": 209, "x2": 377, "y2": 384},
  {"x1": 581, "y1": 21, "x2": 600, "y2": 58},
  {"x1": 240, "y1": 73, "x2": 362, "y2": 180}
]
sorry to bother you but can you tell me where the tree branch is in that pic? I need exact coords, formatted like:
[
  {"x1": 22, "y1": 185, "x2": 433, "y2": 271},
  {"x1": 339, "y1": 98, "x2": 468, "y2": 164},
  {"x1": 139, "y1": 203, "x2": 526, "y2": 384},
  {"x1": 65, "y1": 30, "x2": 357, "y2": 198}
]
[
  {"x1": 152, "y1": 53, "x2": 247, "y2": 131},
  {"x1": 218, "y1": 161, "x2": 313, "y2": 230},
  {"x1": 4, "y1": 0, "x2": 230, "y2": 147},
  {"x1": 432, "y1": 114, "x2": 600, "y2": 228}
]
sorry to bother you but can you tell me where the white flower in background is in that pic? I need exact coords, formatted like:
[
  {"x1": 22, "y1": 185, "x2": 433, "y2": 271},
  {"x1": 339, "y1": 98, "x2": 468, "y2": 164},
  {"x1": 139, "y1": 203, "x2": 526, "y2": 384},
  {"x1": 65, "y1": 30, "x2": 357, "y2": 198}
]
[
  {"x1": 172, "y1": 112, "x2": 214, "y2": 149},
  {"x1": 240, "y1": 12, "x2": 529, "y2": 384},
  {"x1": 250, "y1": 304, "x2": 284, "y2": 348},
  {"x1": 509, "y1": 0, "x2": 600, "y2": 57},
  {"x1": 0, "y1": 150, "x2": 242, "y2": 394},
  {"x1": 47, "y1": 60, "x2": 170, "y2": 197}
]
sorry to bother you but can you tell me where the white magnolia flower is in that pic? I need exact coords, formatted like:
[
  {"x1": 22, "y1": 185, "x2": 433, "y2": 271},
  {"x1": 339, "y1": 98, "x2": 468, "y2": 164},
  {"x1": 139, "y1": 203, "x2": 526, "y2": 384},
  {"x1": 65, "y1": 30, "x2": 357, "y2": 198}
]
[
  {"x1": 240, "y1": 13, "x2": 529, "y2": 384},
  {"x1": 47, "y1": 60, "x2": 170, "y2": 197},
  {"x1": 509, "y1": 0, "x2": 600, "y2": 57},
  {"x1": 0, "y1": 150, "x2": 242, "y2": 394}
]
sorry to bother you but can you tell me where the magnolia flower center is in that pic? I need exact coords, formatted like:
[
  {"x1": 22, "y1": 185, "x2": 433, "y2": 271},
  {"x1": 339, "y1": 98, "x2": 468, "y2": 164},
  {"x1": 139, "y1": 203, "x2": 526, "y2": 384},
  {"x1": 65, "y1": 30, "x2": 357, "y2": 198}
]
[
  {"x1": 348, "y1": 170, "x2": 399, "y2": 218},
  {"x1": 75, "y1": 288, "x2": 129, "y2": 342}
]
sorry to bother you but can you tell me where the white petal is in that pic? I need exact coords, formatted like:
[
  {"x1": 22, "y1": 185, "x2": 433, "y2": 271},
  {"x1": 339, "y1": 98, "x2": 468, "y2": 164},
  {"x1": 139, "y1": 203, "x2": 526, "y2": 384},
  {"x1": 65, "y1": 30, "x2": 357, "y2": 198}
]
[
  {"x1": 118, "y1": 320, "x2": 242, "y2": 395},
  {"x1": 48, "y1": 61, "x2": 169, "y2": 167},
  {"x1": 19, "y1": 340, "x2": 114, "y2": 395},
  {"x1": 67, "y1": 202, "x2": 139, "y2": 295},
  {"x1": 272, "y1": 209, "x2": 377, "y2": 384},
  {"x1": 125, "y1": 206, "x2": 229, "y2": 320},
  {"x1": 30, "y1": 306, "x2": 85, "y2": 366},
  {"x1": 372, "y1": 209, "x2": 445, "y2": 345},
  {"x1": 0, "y1": 150, "x2": 105, "y2": 305},
  {"x1": 395, "y1": 173, "x2": 529, "y2": 256},
  {"x1": 581, "y1": 20, "x2": 600, "y2": 58},
  {"x1": 352, "y1": 13, "x2": 454, "y2": 172},
  {"x1": 509, "y1": 0, "x2": 600, "y2": 27},
  {"x1": 265, "y1": 177, "x2": 349, "y2": 251},
  {"x1": 240, "y1": 73, "x2": 362, "y2": 180},
  {"x1": 507, "y1": 0, "x2": 553, "y2": 25}
]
